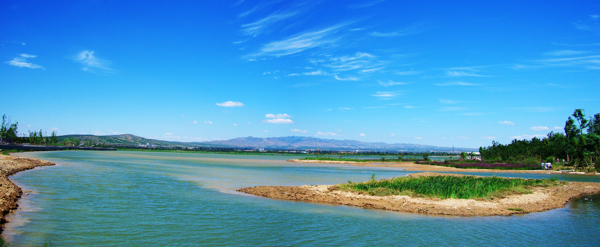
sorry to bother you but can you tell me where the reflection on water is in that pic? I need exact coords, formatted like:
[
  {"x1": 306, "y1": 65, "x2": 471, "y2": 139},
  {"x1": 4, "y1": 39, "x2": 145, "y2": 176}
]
[{"x1": 4, "y1": 151, "x2": 600, "y2": 246}]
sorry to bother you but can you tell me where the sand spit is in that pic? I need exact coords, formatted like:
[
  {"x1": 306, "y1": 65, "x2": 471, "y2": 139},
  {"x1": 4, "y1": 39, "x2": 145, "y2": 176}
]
[
  {"x1": 0, "y1": 155, "x2": 55, "y2": 231},
  {"x1": 237, "y1": 172, "x2": 600, "y2": 216},
  {"x1": 288, "y1": 159, "x2": 566, "y2": 174}
]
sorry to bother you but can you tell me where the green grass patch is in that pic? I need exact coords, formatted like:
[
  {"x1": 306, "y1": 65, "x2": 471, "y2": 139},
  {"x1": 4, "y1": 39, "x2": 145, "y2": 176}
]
[
  {"x1": 301, "y1": 157, "x2": 420, "y2": 162},
  {"x1": 337, "y1": 175, "x2": 565, "y2": 200},
  {"x1": 508, "y1": 208, "x2": 524, "y2": 211}
]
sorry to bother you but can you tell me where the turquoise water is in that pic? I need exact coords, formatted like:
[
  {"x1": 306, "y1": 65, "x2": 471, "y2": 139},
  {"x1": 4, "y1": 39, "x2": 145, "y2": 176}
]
[{"x1": 5, "y1": 151, "x2": 600, "y2": 246}]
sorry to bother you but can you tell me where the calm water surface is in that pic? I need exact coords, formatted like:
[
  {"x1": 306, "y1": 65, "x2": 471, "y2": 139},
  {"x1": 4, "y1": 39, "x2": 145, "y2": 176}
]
[{"x1": 5, "y1": 151, "x2": 600, "y2": 246}]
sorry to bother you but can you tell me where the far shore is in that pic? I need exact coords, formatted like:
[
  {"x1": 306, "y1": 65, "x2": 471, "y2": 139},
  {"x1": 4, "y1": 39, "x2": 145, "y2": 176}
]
[
  {"x1": 0, "y1": 155, "x2": 55, "y2": 234},
  {"x1": 287, "y1": 159, "x2": 599, "y2": 175},
  {"x1": 238, "y1": 172, "x2": 600, "y2": 216}
]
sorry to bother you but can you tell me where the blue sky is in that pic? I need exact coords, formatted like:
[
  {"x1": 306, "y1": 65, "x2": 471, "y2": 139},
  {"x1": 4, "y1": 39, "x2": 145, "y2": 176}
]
[{"x1": 2, "y1": 0, "x2": 599, "y2": 148}]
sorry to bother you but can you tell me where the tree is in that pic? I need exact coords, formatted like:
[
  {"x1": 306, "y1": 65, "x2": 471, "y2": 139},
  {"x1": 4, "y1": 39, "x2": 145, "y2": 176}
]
[
  {"x1": 422, "y1": 152, "x2": 430, "y2": 161},
  {"x1": 1, "y1": 115, "x2": 18, "y2": 143}
]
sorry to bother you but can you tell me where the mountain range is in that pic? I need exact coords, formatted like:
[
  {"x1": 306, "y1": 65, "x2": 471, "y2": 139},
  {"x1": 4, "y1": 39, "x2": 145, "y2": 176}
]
[{"x1": 57, "y1": 134, "x2": 478, "y2": 152}]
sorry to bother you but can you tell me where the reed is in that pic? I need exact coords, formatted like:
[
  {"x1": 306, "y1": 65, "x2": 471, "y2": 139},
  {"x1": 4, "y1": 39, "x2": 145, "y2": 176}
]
[{"x1": 338, "y1": 175, "x2": 564, "y2": 199}]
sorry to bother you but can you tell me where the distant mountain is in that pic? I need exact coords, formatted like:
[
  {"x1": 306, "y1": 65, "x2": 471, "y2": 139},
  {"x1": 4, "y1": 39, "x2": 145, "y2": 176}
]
[
  {"x1": 57, "y1": 134, "x2": 477, "y2": 152},
  {"x1": 57, "y1": 134, "x2": 199, "y2": 147},
  {"x1": 202, "y1": 136, "x2": 477, "y2": 152}
]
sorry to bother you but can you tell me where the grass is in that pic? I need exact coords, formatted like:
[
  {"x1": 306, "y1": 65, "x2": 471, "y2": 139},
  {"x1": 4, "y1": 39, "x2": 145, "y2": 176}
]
[
  {"x1": 337, "y1": 175, "x2": 565, "y2": 200},
  {"x1": 301, "y1": 157, "x2": 422, "y2": 162}
]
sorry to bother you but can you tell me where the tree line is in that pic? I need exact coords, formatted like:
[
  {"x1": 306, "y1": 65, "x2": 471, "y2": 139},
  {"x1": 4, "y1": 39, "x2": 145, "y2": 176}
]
[{"x1": 479, "y1": 109, "x2": 600, "y2": 171}]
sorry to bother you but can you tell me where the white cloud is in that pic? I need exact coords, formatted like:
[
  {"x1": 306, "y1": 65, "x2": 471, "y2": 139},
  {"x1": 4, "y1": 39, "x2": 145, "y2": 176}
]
[
  {"x1": 262, "y1": 118, "x2": 294, "y2": 124},
  {"x1": 373, "y1": 91, "x2": 401, "y2": 99},
  {"x1": 248, "y1": 23, "x2": 346, "y2": 58},
  {"x1": 369, "y1": 22, "x2": 426, "y2": 37},
  {"x1": 339, "y1": 107, "x2": 353, "y2": 111},
  {"x1": 378, "y1": 80, "x2": 407, "y2": 87},
  {"x1": 439, "y1": 99, "x2": 457, "y2": 104},
  {"x1": 6, "y1": 54, "x2": 44, "y2": 69},
  {"x1": 446, "y1": 71, "x2": 487, "y2": 77},
  {"x1": 317, "y1": 132, "x2": 339, "y2": 136},
  {"x1": 233, "y1": 124, "x2": 238, "y2": 126},
  {"x1": 481, "y1": 136, "x2": 496, "y2": 140},
  {"x1": 511, "y1": 134, "x2": 546, "y2": 139},
  {"x1": 435, "y1": 81, "x2": 477, "y2": 86},
  {"x1": 457, "y1": 136, "x2": 469, "y2": 139},
  {"x1": 543, "y1": 50, "x2": 587, "y2": 56},
  {"x1": 260, "y1": 130, "x2": 268, "y2": 133},
  {"x1": 439, "y1": 107, "x2": 466, "y2": 111},
  {"x1": 193, "y1": 121, "x2": 198, "y2": 124},
  {"x1": 359, "y1": 133, "x2": 366, "y2": 136},
  {"x1": 391, "y1": 134, "x2": 396, "y2": 136},
  {"x1": 553, "y1": 126, "x2": 562, "y2": 130},
  {"x1": 334, "y1": 75, "x2": 359, "y2": 81},
  {"x1": 414, "y1": 136, "x2": 423, "y2": 140},
  {"x1": 290, "y1": 129, "x2": 307, "y2": 133},
  {"x1": 499, "y1": 120, "x2": 515, "y2": 125},
  {"x1": 266, "y1": 113, "x2": 292, "y2": 118},
  {"x1": 241, "y1": 11, "x2": 298, "y2": 37},
  {"x1": 75, "y1": 50, "x2": 111, "y2": 72},
  {"x1": 531, "y1": 126, "x2": 550, "y2": 131},
  {"x1": 349, "y1": 0, "x2": 386, "y2": 8},
  {"x1": 216, "y1": 101, "x2": 244, "y2": 107},
  {"x1": 204, "y1": 121, "x2": 213, "y2": 124}
]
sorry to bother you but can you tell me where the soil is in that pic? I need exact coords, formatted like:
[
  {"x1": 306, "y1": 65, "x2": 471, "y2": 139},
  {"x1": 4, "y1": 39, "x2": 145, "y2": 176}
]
[
  {"x1": 237, "y1": 172, "x2": 600, "y2": 216},
  {"x1": 0, "y1": 155, "x2": 55, "y2": 231}
]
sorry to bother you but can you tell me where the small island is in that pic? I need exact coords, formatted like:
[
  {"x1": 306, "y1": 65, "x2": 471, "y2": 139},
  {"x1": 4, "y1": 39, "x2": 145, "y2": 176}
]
[{"x1": 237, "y1": 173, "x2": 600, "y2": 216}]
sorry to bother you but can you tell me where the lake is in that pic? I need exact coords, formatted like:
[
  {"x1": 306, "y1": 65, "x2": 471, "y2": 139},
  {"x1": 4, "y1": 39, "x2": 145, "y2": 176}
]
[{"x1": 5, "y1": 151, "x2": 600, "y2": 246}]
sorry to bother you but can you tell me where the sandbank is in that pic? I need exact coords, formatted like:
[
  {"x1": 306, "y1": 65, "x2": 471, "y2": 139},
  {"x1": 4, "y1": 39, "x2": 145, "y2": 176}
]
[{"x1": 237, "y1": 172, "x2": 600, "y2": 216}]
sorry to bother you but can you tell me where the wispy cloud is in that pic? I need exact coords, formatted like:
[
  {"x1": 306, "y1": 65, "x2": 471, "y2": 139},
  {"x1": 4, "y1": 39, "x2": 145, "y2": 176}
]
[
  {"x1": 439, "y1": 107, "x2": 466, "y2": 111},
  {"x1": 339, "y1": 107, "x2": 353, "y2": 111},
  {"x1": 204, "y1": 121, "x2": 213, "y2": 124},
  {"x1": 6, "y1": 54, "x2": 44, "y2": 69},
  {"x1": 531, "y1": 126, "x2": 550, "y2": 131},
  {"x1": 414, "y1": 136, "x2": 423, "y2": 140},
  {"x1": 266, "y1": 113, "x2": 291, "y2": 118},
  {"x1": 499, "y1": 120, "x2": 514, "y2": 125},
  {"x1": 262, "y1": 118, "x2": 294, "y2": 124},
  {"x1": 372, "y1": 91, "x2": 401, "y2": 99},
  {"x1": 248, "y1": 23, "x2": 346, "y2": 58},
  {"x1": 435, "y1": 81, "x2": 477, "y2": 86},
  {"x1": 513, "y1": 55, "x2": 600, "y2": 70},
  {"x1": 378, "y1": 80, "x2": 407, "y2": 86},
  {"x1": 290, "y1": 129, "x2": 307, "y2": 133},
  {"x1": 238, "y1": 6, "x2": 257, "y2": 18},
  {"x1": 216, "y1": 101, "x2": 244, "y2": 107},
  {"x1": 511, "y1": 134, "x2": 546, "y2": 140},
  {"x1": 359, "y1": 133, "x2": 366, "y2": 136},
  {"x1": 543, "y1": 50, "x2": 587, "y2": 56},
  {"x1": 334, "y1": 75, "x2": 359, "y2": 81},
  {"x1": 75, "y1": 50, "x2": 111, "y2": 73},
  {"x1": 439, "y1": 99, "x2": 458, "y2": 104},
  {"x1": 481, "y1": 136, "x2": 496, "y2": 140},
  {"x1": 241, "y1": 11, "x2": 298, "y2": 37},
  {"x1": 369, "y1": 22, "x2": 426, "y2": 37},
  {"x1": 349, "y1": 0, "x2": 386, "y2": 8},
  {"x1": 445, "y1": 71, "x2": 488, "y2": 77},
  {"x1": 316, "y1": 131, "x2": 340, "y2": 136}
]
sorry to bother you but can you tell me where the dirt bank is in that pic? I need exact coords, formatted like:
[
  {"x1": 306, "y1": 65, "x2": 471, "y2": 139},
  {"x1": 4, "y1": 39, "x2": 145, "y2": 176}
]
[
  {"x1": 288, "y1": 159, "x2": 564, "y2": 174},
  {"x1": 237, "y1": 172, "x2": 600, "y2": 216},
  {"x1": 0, "y1": 155, "x2": 55, "y2": 231}
]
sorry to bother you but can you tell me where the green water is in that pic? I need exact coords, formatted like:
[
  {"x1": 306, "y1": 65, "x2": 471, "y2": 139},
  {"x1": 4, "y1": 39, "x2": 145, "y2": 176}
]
[{"x1": 5, "y1": 151, "x2": 600, "y2": 246}]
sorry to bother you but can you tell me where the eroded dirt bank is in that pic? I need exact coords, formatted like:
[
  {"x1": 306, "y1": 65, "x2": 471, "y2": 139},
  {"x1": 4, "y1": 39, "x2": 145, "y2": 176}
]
[
  {"x1": 0, "y1": 155, "x2": 55, "y2": 230},
  {"x1": 237, "y1": 172, "x2": 600, "y2": 216}
]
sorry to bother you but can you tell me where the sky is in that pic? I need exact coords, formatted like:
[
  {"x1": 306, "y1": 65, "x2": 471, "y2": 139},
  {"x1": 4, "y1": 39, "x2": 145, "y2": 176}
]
[{"x1": 1, "y1": 0, "x2": 599, "y2": 148}]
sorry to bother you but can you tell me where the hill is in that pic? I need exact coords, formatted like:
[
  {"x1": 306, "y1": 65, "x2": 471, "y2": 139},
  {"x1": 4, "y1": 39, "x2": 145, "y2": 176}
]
[{"x1": 57, "y1": 134, "x2": 476, "y2": 152}]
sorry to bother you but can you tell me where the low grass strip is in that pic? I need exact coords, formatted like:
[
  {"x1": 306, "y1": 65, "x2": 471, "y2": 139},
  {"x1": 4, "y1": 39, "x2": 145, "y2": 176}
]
[{"x1": 337, "y1": 175, "x2": 564, "y2": 199}]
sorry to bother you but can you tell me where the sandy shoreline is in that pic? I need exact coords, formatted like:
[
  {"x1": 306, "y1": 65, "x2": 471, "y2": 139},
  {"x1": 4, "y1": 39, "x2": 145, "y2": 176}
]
[
  {"x1": 288, "y1": 159, "x2": 589, "y2": 174},
  {"x1": 0, "y1": 155, "x2": 55, "y2": 233},
  {"x1": 238, "y1": 172, "x2": 600, "y2": 216}
]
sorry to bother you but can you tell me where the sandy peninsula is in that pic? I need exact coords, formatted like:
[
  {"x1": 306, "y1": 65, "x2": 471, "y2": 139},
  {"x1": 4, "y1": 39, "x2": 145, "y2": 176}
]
[
  {"x1": 288, "y1": 159, "x2": 566, "y2": 174},
  {"x1": 237, "y1": 172, "x2": 600, "y2": 216},
  {"x1": 0, "y1": 155, "x2": 55, "y2": 230}
]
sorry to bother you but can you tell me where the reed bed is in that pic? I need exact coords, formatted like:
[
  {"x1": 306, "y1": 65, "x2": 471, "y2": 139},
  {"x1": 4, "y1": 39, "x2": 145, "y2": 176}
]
[{"x1": 338, "y1": 175, "x2": 563, "y2": 199}]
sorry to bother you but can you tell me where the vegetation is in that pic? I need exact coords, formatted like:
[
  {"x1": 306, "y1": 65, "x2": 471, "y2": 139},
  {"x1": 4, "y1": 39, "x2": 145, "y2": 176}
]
[
  {"x1": 0, "y1": 115, "x2": 18, "y2": 143},
  {"x1": 338, "y1": 175, "x2": 564, "y2": 199},
  {"x1": 416, "y1": 159, "x2": 542, "y2": 170},
  {"x1": 479, "y1": 109, "x2": 600, "y2": 172}
]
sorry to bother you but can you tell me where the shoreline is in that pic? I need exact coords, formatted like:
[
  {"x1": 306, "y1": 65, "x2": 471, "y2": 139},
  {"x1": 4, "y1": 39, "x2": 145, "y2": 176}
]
[
  {"x1": 288, "y1": 159, "x2": 595, "y2": 175},
  {"x1": 0, "y1": 155, "x2": 55, "y2": 234},
  {"x1": 237, "y1": 172, "x2": 600, "y2": 216}
]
